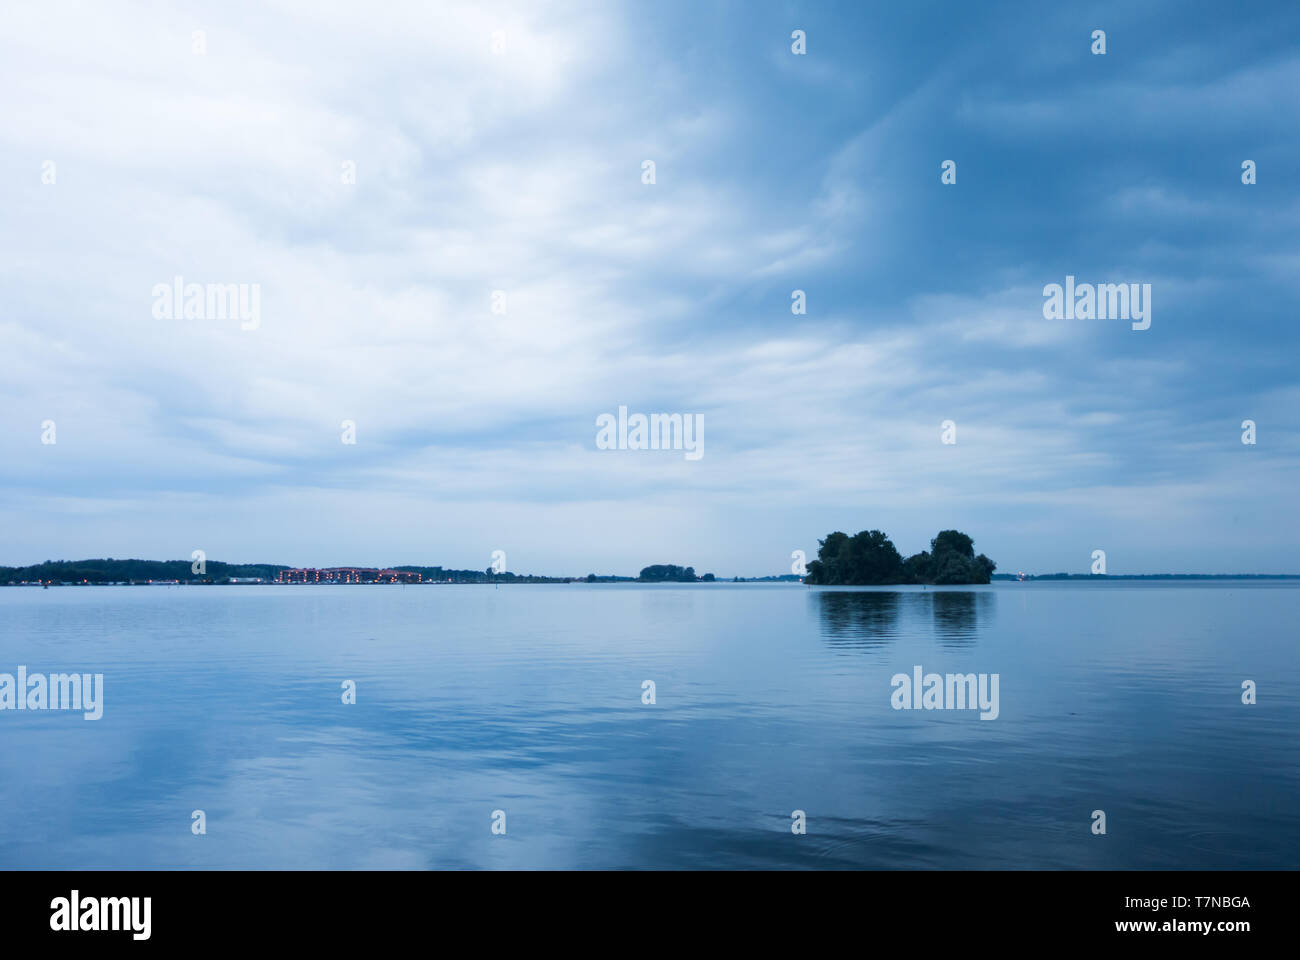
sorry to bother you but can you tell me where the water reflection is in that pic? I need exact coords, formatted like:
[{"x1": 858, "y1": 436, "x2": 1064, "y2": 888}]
[
  {"x1": 931, "y1": 590, "x2": 995, "y2": 647},
  {"x1": 815, "y1": 591, "x2": 901, "y2": 649},
  {"x1": 816, "y1": 588, "x2": 994, "y2": 650}
]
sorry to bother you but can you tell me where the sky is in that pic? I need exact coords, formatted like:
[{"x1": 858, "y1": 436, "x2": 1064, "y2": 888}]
[{"x1": 1, "y1": 0, "x2": 1297, "y2": 576}]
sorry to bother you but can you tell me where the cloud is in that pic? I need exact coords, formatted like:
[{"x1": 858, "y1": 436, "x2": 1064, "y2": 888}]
[{"x1": 0, "y1": 0, "x2": 1296, "y2": 573}]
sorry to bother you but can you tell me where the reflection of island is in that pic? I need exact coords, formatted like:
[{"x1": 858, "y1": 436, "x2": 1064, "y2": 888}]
[
  {"x1": 816, "y1": 591, "x2": 901, "y2": 647},
  {"x1": 931, "y1": 591, "x2": 995, "y2": 646},
  {"x1": 803, "y1": 529, "x2": 995, "y2": 585},
  {"x1": 816, "y1": 589, "x2": 994, "y2": 648}
]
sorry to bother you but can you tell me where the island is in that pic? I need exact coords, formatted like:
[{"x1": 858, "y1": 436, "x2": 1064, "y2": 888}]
[
  {"x1": 802, "y1": 529, "x2": 996, "y2": 585},
  {"x1": 636, "y1": 565, "x2": 715, "y2": 582}
]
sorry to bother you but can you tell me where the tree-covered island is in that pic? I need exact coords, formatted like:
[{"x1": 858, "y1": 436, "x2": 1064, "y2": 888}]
[
  {"x1": 803, "y1": 529, "x2": 996, "y2": 585},
  {"x1": 637, "y1": 564, "x2": 715, "y2": 582}
]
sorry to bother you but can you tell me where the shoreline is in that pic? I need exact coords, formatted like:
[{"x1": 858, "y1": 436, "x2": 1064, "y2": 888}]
[{"x1": 5, "y1": 574, "x2": 1300, "y2": 588}]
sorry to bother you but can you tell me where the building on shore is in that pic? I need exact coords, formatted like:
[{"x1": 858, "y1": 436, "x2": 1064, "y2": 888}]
[{"x1": 276, "y1": 568, "x2": 422, "y2": 584}]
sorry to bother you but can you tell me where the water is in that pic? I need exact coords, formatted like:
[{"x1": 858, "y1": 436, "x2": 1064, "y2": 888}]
[{"x1": 1, "y1": 582, "x2": 1296, "y2": 869}]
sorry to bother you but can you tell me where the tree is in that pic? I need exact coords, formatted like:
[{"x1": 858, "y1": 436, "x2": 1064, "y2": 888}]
[
  {"x1": 930, "y1": 530, "x2": 974, "y2": 560},
  {"x1": 804, "y1": 529, "x2": 903, "y2": 585},
  {"x1": 902, "y1": 551, "x2": 933, "y2": 583}
]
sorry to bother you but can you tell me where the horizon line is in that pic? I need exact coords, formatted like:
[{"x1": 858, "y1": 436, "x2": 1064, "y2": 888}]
[{"x1": 3, "y1": 558, "x2": 1300, "y2": 581}]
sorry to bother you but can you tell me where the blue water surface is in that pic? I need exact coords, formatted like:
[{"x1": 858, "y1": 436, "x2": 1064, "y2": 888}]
[{"x1": 0, "y1": 581, "x2": 1296, "y2": 869}]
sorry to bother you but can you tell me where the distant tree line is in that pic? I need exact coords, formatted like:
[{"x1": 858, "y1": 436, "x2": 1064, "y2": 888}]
[
  {"x1": 1, "y1": 559, "x2": 576, "y2": 585},
  {"x1": 4, "y1": 558, "x2": 820, "y2": 587},
  {"x1": 0, "y1": 558, "x2": 288, "y2": 584},
  {"x1": 392, "y1": 566, "x2": 571, "y2": 583},
  {"x1": 803, "y1": 530, "x2": 996, "y2": 585}
]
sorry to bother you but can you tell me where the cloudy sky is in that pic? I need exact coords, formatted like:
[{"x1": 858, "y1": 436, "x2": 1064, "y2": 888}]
[{"x1": 1, "y1": 0, "x2": 1297, "y2": 576}]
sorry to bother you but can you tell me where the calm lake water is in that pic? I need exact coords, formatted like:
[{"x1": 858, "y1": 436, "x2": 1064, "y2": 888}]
[{"x1": 1, "y1": 582, "x2": 1296, "y2": 869}]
